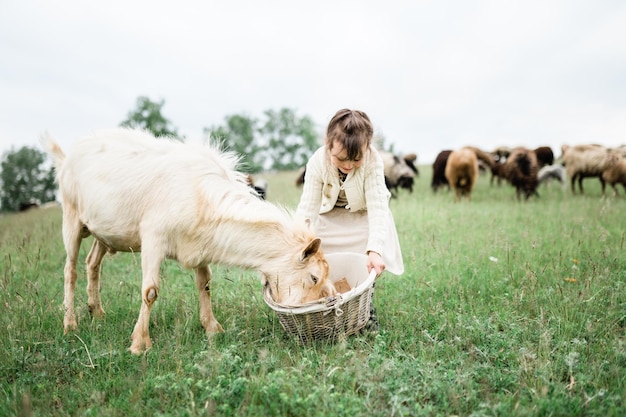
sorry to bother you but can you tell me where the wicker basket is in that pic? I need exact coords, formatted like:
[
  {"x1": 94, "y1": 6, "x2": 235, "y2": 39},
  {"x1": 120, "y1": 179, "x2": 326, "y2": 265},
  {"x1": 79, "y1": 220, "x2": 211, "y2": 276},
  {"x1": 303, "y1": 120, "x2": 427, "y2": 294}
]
[{"x1": 263, "y1": 252, "x2": 377, "y2": 343}]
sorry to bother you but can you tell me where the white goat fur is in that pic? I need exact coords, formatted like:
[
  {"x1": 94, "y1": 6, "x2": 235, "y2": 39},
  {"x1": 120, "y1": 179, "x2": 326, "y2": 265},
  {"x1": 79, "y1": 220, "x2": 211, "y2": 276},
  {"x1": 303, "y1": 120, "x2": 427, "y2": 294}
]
[{"x1": 40, "y1": 128, "x2": 335, "y2": 354}]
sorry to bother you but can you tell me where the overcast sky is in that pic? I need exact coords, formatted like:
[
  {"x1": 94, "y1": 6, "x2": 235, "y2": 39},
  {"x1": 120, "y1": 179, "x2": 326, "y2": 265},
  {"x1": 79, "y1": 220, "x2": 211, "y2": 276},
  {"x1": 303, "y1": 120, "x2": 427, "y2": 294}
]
[{"x1": 1, "y1": 0, "x2": 625, "y2": 164}]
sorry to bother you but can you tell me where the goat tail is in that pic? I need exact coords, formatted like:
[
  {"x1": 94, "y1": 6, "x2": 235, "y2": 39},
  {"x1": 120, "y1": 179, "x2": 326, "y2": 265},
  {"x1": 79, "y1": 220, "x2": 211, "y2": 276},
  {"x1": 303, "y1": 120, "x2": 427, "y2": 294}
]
[{"x1": 39, "y1": 131, "x2": 66, "y2": 167}]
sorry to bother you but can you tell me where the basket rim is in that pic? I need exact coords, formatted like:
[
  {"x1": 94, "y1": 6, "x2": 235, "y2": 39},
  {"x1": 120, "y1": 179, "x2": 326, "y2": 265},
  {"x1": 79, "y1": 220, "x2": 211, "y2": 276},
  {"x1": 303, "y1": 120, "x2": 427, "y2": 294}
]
[{"x1": 263, "y1": 266, "x2": 376, "y2": 314}]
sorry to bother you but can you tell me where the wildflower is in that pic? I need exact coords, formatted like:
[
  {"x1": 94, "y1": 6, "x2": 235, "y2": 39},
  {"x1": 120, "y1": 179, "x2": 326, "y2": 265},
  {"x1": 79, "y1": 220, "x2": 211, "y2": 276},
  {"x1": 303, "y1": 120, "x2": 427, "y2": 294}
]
[
  {"x1": 489, "y1": 256, "x2": 498, "y2": 263},
  {"x1": 572, "y1": 259, "x2": 580, "y2": 264},
  {"x1": 566, "y1": 351, "x2": 579, "y2": 369},
  {"x1": 564, "y1": 278, "x2": 577, "y2": 283}
]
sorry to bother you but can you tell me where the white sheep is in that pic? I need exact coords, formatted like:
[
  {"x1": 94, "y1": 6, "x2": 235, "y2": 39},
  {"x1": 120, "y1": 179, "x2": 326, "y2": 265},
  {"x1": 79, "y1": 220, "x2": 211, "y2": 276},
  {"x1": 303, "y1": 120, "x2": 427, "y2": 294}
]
[
  {"x1": 379, "y1": 150, "x2": 417, "y2": 195},
  {"x1": 560, "y1": 144, "x2": 611, "y2": 194},
  {"x1": 40, "y1": 128, "x2": 336, "y2": 354}
]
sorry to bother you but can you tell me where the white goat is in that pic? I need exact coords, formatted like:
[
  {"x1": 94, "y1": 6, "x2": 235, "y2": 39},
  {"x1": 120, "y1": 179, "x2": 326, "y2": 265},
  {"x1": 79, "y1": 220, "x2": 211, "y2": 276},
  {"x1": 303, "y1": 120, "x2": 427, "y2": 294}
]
[{"x1": 40, "y1": 128, "x2": 335, "y2": 354}]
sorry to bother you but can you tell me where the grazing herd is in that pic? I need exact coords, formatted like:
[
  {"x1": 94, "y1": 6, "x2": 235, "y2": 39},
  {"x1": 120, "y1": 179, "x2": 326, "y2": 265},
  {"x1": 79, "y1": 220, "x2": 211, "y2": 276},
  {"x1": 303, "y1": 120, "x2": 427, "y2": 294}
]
[
  {"x1": 296, "y1": 143, "x2": 626, "y2": 202},
  {"x1": 402, "y1": 143, "x2": 625, "y2": 202}
]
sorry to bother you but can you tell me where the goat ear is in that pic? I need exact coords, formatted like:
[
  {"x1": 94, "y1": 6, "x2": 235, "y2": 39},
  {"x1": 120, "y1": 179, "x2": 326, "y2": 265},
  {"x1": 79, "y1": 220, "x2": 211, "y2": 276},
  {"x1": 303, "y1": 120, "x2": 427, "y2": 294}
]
[{"x1": 299, "y1": 238, "x2": 321, "y2": 262}]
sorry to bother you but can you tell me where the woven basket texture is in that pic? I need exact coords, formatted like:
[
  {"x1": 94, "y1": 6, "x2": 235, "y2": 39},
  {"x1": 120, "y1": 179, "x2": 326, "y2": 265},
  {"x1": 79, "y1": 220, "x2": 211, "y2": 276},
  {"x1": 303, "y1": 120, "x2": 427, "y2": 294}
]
[{"x1": 263, "y1": 252, "x2": 375, "y2": 343}]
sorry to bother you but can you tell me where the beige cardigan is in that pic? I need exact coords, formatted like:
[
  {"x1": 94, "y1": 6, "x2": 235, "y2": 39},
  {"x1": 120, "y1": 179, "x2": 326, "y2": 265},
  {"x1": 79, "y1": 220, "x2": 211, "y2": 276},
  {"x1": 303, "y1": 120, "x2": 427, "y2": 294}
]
[{"x1": 296, "y1": 145, "x2": 391, "y2": 256}]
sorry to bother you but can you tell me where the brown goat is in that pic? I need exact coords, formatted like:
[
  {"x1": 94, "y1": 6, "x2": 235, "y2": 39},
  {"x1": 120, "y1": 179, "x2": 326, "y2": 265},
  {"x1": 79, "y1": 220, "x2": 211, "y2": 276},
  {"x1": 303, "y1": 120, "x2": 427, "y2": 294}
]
[
  {"x1": 445, "y1": 147, "x2": 479, "y2": 201},
  {"x1": 503, "y1": 147, "x2": 540, "y2": 200}
]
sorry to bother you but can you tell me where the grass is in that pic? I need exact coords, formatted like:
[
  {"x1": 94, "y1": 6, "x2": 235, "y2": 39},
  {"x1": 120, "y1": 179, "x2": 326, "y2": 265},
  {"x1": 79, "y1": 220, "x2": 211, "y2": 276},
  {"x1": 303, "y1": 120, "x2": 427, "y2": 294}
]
[{"x1": 1, "y1": 168, "x2": 625, "y2": 416}]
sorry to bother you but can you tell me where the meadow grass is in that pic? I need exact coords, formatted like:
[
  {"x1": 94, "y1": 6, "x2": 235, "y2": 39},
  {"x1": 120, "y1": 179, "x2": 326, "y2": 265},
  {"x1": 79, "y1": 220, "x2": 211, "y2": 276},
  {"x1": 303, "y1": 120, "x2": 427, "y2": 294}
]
[{"x1": 1, "y1": 168, "x2": 624, "y2": 416}]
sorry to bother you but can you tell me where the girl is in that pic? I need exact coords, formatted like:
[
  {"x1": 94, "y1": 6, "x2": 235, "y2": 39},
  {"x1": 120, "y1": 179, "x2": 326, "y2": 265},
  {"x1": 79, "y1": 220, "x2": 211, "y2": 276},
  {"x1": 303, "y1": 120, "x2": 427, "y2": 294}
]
[{"x1": 296, "y1": 109, "x2": 404, "y2": 329}]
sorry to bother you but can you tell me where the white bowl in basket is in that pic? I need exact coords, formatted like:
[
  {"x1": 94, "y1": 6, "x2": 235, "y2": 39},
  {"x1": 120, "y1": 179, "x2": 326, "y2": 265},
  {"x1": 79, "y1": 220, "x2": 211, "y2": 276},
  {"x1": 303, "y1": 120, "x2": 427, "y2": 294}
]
[{"x1": 263, "y1": 252, "x2": 377, "y2": 342}]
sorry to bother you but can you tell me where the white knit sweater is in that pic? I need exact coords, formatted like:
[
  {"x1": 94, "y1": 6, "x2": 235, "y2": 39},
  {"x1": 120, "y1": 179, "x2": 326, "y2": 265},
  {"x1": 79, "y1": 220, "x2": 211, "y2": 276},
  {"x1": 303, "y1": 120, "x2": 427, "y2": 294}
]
[{"x1": 295, "y1": 145, "x2": 391, "y2": 256}]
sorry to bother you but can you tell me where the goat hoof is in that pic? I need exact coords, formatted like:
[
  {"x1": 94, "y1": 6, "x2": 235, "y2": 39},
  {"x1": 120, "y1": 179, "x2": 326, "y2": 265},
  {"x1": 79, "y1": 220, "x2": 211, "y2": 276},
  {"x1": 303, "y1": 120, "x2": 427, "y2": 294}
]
[
  {"x1": 129, "y1": 338, "x2": 152, "y2": 355},
  {"x1": 88, "y1": 304, "x2": 105, "y2": 318},
  {"x1": 206, "y1": 322, "x2": 225, "y2": 334},
  {"x1": 64, "y1": 318, "x2": 77, "y2": 334}
]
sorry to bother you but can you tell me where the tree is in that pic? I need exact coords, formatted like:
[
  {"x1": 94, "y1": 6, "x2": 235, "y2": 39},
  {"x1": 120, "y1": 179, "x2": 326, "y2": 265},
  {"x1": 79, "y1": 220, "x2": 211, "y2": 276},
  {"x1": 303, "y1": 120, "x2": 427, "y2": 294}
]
[
  {"x1": 120, "y1": 96, "x2": 181, "y2": 139},
  {"x1": 0, "y1": 146, "x2": 56, "y2": 212},
  {"x1": 206, "y1": 108, "x2": 320, "y2": 172},
  {"x1": 204, "y1": 114, "x2": 266, "y2": 173},
  {"x1": 260, "y1": 108, "x2": 319, "y2": 171},
  {"x1": 374, "y1": 132, "x2": 395, "y2": 153}
]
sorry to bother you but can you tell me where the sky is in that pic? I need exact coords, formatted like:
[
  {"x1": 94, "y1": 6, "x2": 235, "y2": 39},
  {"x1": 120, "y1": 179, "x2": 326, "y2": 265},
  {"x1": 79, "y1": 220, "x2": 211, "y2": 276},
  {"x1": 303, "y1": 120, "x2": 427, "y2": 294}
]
[{"x1": 1, "y1": 0, "x2": 625, "y2": 164}]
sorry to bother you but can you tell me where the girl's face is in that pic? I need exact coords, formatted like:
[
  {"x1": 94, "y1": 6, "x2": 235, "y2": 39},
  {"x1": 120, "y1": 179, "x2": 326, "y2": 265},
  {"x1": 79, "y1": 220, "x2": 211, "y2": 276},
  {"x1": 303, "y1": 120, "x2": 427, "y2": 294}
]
[{"x1": 329, "y1": 140, "x2": 366, "y2": 174}]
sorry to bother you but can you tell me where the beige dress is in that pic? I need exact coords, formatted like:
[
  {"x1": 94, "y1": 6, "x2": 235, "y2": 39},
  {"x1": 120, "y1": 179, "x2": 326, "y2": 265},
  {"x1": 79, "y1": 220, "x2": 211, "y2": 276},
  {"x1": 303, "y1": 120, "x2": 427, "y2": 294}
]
[{"x1": 314, "y1": 187, "x2": 404, "y2": 276}]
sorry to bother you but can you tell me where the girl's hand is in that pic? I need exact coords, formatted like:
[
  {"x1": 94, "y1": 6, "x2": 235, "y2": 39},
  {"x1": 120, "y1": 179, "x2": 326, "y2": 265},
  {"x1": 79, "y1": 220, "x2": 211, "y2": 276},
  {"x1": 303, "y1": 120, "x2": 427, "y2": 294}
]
[{"x1": 367, "y1": 251, "x2": 385, "y2": 277}]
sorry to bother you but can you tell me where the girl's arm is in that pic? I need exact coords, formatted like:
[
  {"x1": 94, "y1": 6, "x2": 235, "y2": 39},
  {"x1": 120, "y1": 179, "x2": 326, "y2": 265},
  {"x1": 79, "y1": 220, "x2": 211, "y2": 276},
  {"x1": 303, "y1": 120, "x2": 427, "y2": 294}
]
[{"x1": 363, "y1": 148, "x2": 391, "y2": 258}]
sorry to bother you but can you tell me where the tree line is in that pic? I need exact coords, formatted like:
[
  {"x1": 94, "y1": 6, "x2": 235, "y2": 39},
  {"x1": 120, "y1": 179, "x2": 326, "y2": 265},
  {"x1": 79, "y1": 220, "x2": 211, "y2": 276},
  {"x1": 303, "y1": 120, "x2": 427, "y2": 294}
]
[{"x1": 0, "y1": 97, "x2": 321, "y2": 212}]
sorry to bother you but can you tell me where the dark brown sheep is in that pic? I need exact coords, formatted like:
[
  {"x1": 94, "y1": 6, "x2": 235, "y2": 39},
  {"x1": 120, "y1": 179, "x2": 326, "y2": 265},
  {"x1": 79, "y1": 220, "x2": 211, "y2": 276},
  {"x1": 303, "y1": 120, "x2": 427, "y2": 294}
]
[
  {"x1": 431, "y1": 150, "x2": 452, "y2": 192},
  {"x1": 490, "y1": 162, "x2": 507, "y2": 186},
  {"x1": 503, "y1": 147, "x2": 540, "y2": 200},
  {"x1": 533, "y1": 146, "x2": 555, "y2": 168}
]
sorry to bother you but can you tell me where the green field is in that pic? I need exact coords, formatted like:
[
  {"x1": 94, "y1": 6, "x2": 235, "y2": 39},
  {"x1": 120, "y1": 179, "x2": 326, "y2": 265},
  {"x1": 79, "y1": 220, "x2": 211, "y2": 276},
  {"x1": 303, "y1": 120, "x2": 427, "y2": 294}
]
[{"x1": 1, "y1": 168, "x2": 624, "y2": 416}]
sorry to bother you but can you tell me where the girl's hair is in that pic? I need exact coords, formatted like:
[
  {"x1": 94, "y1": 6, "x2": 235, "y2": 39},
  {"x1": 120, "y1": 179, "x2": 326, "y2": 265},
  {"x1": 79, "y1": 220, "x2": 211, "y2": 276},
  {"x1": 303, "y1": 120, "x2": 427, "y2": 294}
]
[{"x1": 325, "y1": 109, "x2": 374, "y2": 161}]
